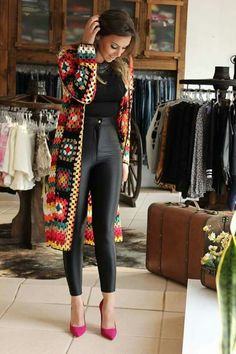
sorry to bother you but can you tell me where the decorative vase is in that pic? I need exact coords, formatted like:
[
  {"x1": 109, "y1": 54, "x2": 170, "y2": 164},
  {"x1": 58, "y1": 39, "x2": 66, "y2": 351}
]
[{"x1": 200, "y1": 265, "x2": 216, "y2": 291}]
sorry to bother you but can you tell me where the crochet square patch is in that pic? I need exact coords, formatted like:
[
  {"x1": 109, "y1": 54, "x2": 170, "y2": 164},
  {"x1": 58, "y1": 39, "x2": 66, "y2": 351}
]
[
  {"x1": 59, "y1": 59, "x2": 74, "y2": 80},
  {"x1": 55, "y1": 197, "x2": 68, "y2": 221},
  {"x1": 66, "y1": 109, "x2": 82, "y2": 131},
  {"x1": 75, "y1": 67, "x2": 89, "y2": 90},
  {"x1": 59, "y1": 138, "x2": 77, "y2": 162},
  {"x1": 57, "y1": 168, "x2": 72, "y2": 192}
]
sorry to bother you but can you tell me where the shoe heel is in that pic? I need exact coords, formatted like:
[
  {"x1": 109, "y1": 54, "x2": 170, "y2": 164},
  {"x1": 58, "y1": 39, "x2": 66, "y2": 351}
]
[{"x1": 99, "y1": 300, "x2": 117, "y2": 340}]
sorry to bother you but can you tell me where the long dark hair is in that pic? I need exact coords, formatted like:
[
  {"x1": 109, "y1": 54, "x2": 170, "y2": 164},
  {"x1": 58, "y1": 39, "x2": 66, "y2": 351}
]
[
  {"x1": 97, "y1": 9, "x2": 138, "y2": 84},
  {"x1": 98, "y1": 9, "x2": 138, "y2": 58}
]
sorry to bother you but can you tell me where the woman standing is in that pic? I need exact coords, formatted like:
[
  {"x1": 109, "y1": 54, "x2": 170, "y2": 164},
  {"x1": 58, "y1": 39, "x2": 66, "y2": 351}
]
[{"x1": 44, "y1": 9, "x2": 137, "y2": 340}]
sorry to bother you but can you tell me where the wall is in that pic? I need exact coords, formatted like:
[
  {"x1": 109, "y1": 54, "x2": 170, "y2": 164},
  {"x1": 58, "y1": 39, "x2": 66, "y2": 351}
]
[{"x1": 185, "y1": 0, "x2": 236, "y2": 80}]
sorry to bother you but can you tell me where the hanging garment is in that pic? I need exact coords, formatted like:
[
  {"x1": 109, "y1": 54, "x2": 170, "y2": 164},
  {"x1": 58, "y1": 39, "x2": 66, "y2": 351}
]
[
  {"x1": 222, "y1": 110, "x2": 231, "y2": 186},
  {"x1": 188, "y1": 103, "x2": 214, "y2": 198},
  {"x1": 33, "y1": 130, "x2": 51, "y2": 181},
  {"x1": 228, "y1": 101, "x2": 236, "y2": 210},
  {"x1": 2, "y1": 125, "x2": 18, "y2": 187},
  {"x1": 154, "y1": 104, "x2": 176, "y2": 191},
  {"x1": 146, "y1": 106, "x2": 163, "y2": 173},
  {"x1": 16, "y1": 64, "x2": 60, "y2": 97},
  {"x1": 132, "y1": 74, "x2": 176, "y2": 157},
  {"x1": 155, "y1": 105, "x2": 170, "y2": 183},
  {"x1": 160, "y1": 101, "x2": 201, "y2": 197},
  {"x1": 212, "y1": 102, "x2": 230, "y2": 195},
  {"x1": 0, "y1": 123, "x2": 10, "y2": 168},
  {"x1": 10, "y1": 124, "x2": 36, "y2": 190}
]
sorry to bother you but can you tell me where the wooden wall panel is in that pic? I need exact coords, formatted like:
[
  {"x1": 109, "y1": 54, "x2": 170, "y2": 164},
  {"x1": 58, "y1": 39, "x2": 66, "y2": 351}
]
[
  {"x1": 176, "y1": 0, "x2": 188, "y2": 93},
  {"x1": 0, "y1": 0, "x2": 9, "y2": 96}
]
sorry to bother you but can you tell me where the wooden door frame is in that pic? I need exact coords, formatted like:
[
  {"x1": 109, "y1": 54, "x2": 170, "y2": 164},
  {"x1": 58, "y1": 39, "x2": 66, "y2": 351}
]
[{"x1": 0, "y1": 0, "x2": 9, "y2": 96}]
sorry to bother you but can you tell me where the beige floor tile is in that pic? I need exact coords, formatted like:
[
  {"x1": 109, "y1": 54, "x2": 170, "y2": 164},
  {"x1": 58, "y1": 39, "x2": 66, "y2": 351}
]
[
  {"x1": 0, "y1": 210, "x2": 18, "y2": 216},
  {"x1": 133, "y1": 212, "x2": 148, "y2": 220},
  {"x1": 0, "y1": 216, "x2": 14, "y2": 223},
  {"x1": 116, "y1": 270, "x2": 167, "y2": 291},
  {"x1": 120, "y1": 218, "x2": 134, "y2": 228},
  {"x1": 85, "y1": 307, "x2": 162, "y2": 338},
  {"x1": 86, "y1": 287, "x2": 102, "y2": 306},
  {"x1": 0, "y1": 301, "x2": 13, "y2": 317},
  {"x1": 131, "y1": 205, "x2": 149, "y2": 214},
  {"x1": 0, "y1": 277, "x2": 25, "y2": 301},
  {"x1": 117, "y1": 267, "x2": 147, "y2": 273},
  {"x1": 145, "y1": 192, "x2": 180, "y2": 203},
  {"x1": 0, "y1": 328, "x2": 72, "y2": 354},
  {"x1": 14, "y1": 283, "x2": 91, "y2": 305},
  {"x1": 0, "y1": 209, "x2": 18, "y2": 219},
  {"x1": 166, "y1": 280, "x2": 187, "y2": 292},
  {"x1": 82, "y1": 269, "x2": 99, "y2": 287},
  {"x1": 0, "y1": 302, "x2": 70, "y2": 331},
  {"x1": 68, "y1": 333, "x2": 159, "y2": 354},
  {"x1": 0, "y1": 209, "x2": 19, "y2": 214},
  {"x1": 0, "y1": 201, "x2": 19, "y2": 207},
  {"x1": 89, "y1": 287, "x2": 164, "y2": 310},
  {"x1": 0, "y1": 194, "x2": 19, "y2": 201},
  {"x1": 164, "y1": 292, "x2": 186, "y2": 312},
  {"x1": 128, "y1": 221, "x2": 147, "y2": 234},
  {"x1": 24, "y1": 277, "x2": 67, "y2": 286},
  {"x1": 120, "y1": 207, "x2": 138, "y2": 215},
  {"x1": 161, "y1": 312, "x2": 185, "y2": 339},
  {"x1": 159, "y1": 338, "x2": 183, "y2": 354},
  {"x1": 0, "y1": 207, "x2": 12, "y2": 214}
]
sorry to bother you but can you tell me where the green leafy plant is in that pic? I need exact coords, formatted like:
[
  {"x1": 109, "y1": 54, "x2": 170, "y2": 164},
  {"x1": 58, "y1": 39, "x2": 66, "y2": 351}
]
[{"x1": 216, "y1": 235, "x2": 236, "y2": 354}]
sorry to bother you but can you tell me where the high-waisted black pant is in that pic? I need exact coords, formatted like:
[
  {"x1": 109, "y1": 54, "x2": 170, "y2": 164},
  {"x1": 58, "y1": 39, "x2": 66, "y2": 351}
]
[{"x1": 63, "y1": 116, "x2": 122, "y2": 296}]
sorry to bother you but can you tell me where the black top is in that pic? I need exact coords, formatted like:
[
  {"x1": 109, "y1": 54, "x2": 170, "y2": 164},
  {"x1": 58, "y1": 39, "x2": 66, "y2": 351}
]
[{"x1": 85, "y1": 62, "x2": 126, "y2": 118}]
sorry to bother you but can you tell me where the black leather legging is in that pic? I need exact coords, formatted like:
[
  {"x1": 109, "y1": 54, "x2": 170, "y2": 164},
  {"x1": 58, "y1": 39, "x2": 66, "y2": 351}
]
[{"x1": 63, "y1": 116, "x2": 122, "y2": 296}]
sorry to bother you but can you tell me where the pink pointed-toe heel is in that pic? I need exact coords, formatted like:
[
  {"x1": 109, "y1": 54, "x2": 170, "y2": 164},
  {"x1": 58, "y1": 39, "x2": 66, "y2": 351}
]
[
  {"x1": 70, "y1": 322, "x2": 87, "y2": 337},
  {"x1": 99, "y1": 300, "x2": 117, "y2": 340}
]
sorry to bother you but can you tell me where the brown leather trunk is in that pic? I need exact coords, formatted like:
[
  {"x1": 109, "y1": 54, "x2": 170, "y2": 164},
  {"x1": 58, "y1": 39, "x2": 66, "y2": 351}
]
[{"x1": 146, "y1": 202, "x2": 231, "y2": 286}]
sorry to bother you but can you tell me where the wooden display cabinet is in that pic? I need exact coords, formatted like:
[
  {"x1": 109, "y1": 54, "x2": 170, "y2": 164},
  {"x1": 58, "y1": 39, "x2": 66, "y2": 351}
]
[
  {"x1": 15, "y1": 0, "x2": 99, "y2": 51},
  {"x1": 0, "y1": 0, "x2": 188, "y2": 96},
  {"x1": 16, "y1": 0, "x2": 55, "y2": 51},
  {"x1": 144, "y1": 0, "x2": 183, "y2": 58},
  {"x1": 103, "y1": 0, "x2": 141, "y2": 29},
  {"x1": 61, "y1": 0, "x2": 99, "y2": 45}
]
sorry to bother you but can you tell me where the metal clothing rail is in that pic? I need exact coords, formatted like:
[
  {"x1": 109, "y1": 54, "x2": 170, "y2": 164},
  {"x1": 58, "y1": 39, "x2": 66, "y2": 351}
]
[{"x1": 179, "y1": 78, "x2": 236, "y2": 100}]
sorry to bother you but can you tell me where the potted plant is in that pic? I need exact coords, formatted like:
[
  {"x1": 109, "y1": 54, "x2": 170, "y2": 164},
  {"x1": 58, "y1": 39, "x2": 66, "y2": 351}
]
[
  {"x1": 201, "y1": 213, "x2": 236, "y2": 354},
  {"x1": 201, "y1": 224, "x2": 231, "y2": 290}
]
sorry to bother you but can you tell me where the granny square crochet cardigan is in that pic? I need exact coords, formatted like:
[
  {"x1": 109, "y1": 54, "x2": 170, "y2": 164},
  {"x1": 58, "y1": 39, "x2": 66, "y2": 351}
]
[{"x1": 44, "y1": 43, "x2": 133, "y2": 251}]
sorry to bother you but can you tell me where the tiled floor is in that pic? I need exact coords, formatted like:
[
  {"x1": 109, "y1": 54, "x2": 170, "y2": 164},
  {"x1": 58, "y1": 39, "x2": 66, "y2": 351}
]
[{"x1": 0, "y1": 188, "x2": 186, "y2": 354}]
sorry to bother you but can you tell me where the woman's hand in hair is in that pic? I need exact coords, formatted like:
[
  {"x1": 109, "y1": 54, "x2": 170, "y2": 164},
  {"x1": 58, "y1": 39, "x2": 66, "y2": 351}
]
[
  {"x1": 82, "y1": 15, "x2": 100, "y2": 45},
  {"x1": 122, "y1": 163, "x2": 129, "y2": 183}
]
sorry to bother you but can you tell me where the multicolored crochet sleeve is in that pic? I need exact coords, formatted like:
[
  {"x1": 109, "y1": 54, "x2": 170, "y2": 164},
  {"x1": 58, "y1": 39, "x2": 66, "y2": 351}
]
[
  {"x1": 117, "y1": 58, "x2": 134, "y2": 166},
  {"x1": 58, "y1": 44, "x2": 97, "y2": 104}
]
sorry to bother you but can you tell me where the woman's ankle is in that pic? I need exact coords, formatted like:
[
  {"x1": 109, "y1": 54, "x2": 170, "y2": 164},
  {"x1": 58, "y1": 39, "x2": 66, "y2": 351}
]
[{"x1": 70, "y1": 295, "x2": 85, "y2": 326}]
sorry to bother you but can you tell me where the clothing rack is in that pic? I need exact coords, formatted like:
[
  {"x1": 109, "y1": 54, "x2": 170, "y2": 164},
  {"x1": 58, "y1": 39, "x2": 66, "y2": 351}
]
[
  {"x1": 0, "y1": 84, "x2": 62, "y2": 248},
  {"x1": 16, "y1": 63, "x2": 61, "y2": 98},
  {"x1": 16, "y1": 63, "x2": 58, "y2": 75},
  {"x1": 179, "y1": 77, "x2": 236, "y2": 210}
]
